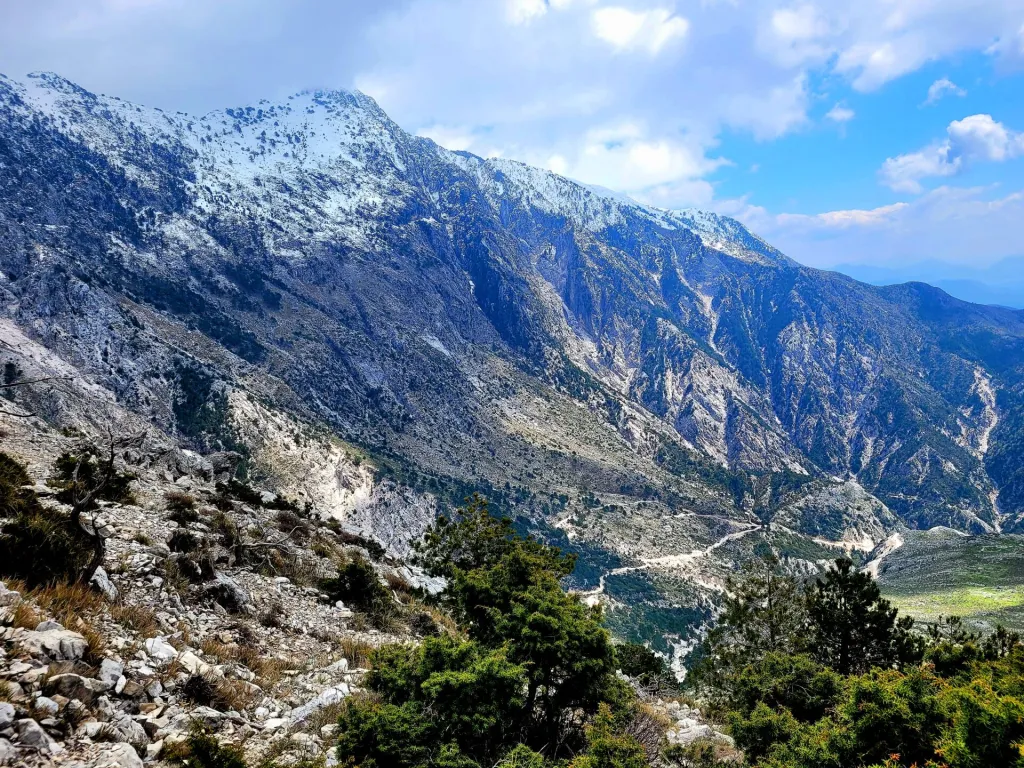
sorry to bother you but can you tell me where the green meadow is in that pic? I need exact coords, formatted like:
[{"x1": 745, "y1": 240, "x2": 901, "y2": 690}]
[{"x1": 875, "y1": 528, "x2": 1024, "y2": 631}]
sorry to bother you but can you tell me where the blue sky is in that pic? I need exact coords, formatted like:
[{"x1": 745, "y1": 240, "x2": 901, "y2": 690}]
[{"x1": 1, "y1": 0, "x2": 1023, "y2": 273}]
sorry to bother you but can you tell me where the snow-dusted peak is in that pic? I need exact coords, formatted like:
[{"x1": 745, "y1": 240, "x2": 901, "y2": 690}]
[
  {"x1": 667, "y1": 209, "x2": 791, "y2": 265},
  {"x1": 462, "y1": 156, "x2": 630, "y2": 231},
  {"x1": 447, "y1": 151, "x2": 787, "y2": 266},
  {"x1": 0, "y1": 70, "x2": 788, "y2": 267}
]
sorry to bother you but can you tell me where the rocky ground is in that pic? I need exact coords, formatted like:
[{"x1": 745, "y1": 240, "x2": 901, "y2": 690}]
[
  {"x1": 0, "y1": 410, "x2": 432, "y2": 767},
  {"x1": 0, "y1": 410, "x2": 732, "y2": 768}
]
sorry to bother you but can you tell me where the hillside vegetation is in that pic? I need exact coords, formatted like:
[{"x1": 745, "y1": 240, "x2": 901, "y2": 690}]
[{"x1": 876, "y1": 529, "x2": 1024, "y2": 631}]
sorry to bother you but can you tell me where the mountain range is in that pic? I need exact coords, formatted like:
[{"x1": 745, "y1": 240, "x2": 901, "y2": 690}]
[
  {"x1": 2, "y1": 71, "x2": 1023, "y2": 656},
  {"x1": 836, "y1": 257, "x2": 1024, "y2": 309}
]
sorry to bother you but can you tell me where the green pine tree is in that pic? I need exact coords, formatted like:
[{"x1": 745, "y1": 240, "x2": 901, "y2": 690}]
[{"x1": 804, "y1": 558, "x2": 921, "y2": 675}]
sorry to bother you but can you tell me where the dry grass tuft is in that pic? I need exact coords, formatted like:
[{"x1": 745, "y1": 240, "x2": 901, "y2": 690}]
[
  {"x1": 27, "y1": 582, "x2": 102, "y2": 626},
  {"x1": 10, "y1": 600, "x2": 43, "y2": 629},
  {"x1": 626, "y1": 702, "x2": 673, "y2": 764},
  {"x1": 199, "y1": 636, "x2": 232, "y2": 661},
  {"x1": 280, "y1": 550, "x2": 327, "y2": 587},
  {"x1": 260, "y1": 600, "x2": 286, "y2": 628},
  {"x1": 384, "y1": 571, "x2": 413, "y2": 597},
  {"x1": 198, "y1": 638, "x2": 294, "y2": 689},
  {"x1": 338, "y1": 637, "x2": 376, "y2": 669},
  {"x1": 303, "y1": 699, "x2": 348, "y2": 734},
  {"x1": 405, "y1": 598, "x2": 459, "y2": 636},
  {"x1": 311, "y1": 537, "x2": 339, "y2": 562},
  {"x1": 160, "y1": 557, "x2": 192, "y2": 595},
  {"x1": 159, "y1": 657, "x2": 184, "y2": 686},
  {"x1": 80, "y1": 622, "x2": 108, "y2": 664},
  {"x1": 111, "y1": 603, "x2": 159, "y2": 636},
  {"x1": 251, "y1": 656, "x2": 292, "y2": 689},
  {"x1": 214, "y1": 676, "x2": 260, "y2": 712},
  {"x1": 182, "y1": 672, "x2": 259, "y2": 712}
]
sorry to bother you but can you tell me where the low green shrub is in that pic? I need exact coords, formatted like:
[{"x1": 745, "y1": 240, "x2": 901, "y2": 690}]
[
  {"x1": 165, "y1": 725, "x2": 247, "y2": 768},
  {"x1": 320, "y1": 552, "x2": 397, "y2": 629},
  {"x1": 0, "y1": 453, "x2": 94, "y2": 587}
]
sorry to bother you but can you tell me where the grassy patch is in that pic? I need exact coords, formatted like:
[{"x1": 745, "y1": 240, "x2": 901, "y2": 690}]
[
  {"x1": 877, "y1": 530, "x2": 1024, "y2": 630},
  {"x1": 770, "y1": 532, "x2": 845, "y2": 563},
  {"x1": 886, "y1": 585, "x2": 1024, "y2": 624}
]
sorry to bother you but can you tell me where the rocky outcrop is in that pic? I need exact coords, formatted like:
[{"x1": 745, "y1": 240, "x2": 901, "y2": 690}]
[{"x1": 0, "y1": 435, "x2": 399, "y2": 768}]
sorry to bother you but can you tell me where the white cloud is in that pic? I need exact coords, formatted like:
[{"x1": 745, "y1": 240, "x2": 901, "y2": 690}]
[
  {"x1": 723, "y1": 74, "x2": 809, "y2": 140},
  {"x1": 513, "y1": 120, "x2": 723, "y2": 207},
  {"x1": 880, "y1": 144, "x2": 958, "y2": 193},
  {"x1": 835, "y1": 40, "x2": 923, "y2": 91},
  {"x1": 637, "y1": 178, "x2": 717, "y2": 208},
  {"x1": 830, "y1": 1, "x2": 1024, "y2": 92},
  {"x1": 415, "y1": 124, "x2": 479, "y2": 152},
  {"x1": 505, "y1": 0, "x2": 593, "y2": 23},
  {"x1": 570, "y1": 122, "x2": 720, "y2": 188},
  {"x1": 881, "y1": 115, "x2": 1024, "y2": 193},
  {"x1": 738, "y1": 186, "x2": 1024, "y2": 269},
  {"x1": 546, "y1": 154, "x2": 570, "y2": 175},
  {"x1": 776, "y1": 202, "x2": 908, "y2": 229},
  {"x1": 986, "y1": 21, "x2": 1024, "y2": 62},
  {"x1": 760, "y1": 4, "x2": 831, "y2": 66},
  {"x1": 924, "y1": 77, "x2": 966, "y2": 105},
  {"x1": 591, "y1": 7, "x2": 689, "y2": 55},
  {"x1": 948, "y1": 114, "x2": 1024, "y2": 161},
  {"x1": 102, "y1": 0, "x2": 170, "y2": 9},
  {"x1": 825, "y1": 103, "x2": 854, "y2": 123},
  {"x1": 506, "y1": 0, "x2": 548, "y2": 24},
  {"x1": 771, "y1": 5, "x2": 827, "y2": 42}
]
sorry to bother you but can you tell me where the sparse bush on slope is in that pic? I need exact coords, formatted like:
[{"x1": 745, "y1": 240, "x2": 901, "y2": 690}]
[{"x1": 0, "y1": 452, "x2": 94, "y2": 587}]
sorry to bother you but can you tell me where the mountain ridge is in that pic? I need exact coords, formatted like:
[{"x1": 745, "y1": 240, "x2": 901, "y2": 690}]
[{"x1": 2, "y1": 70, "x2": 1024, "y2": 657}]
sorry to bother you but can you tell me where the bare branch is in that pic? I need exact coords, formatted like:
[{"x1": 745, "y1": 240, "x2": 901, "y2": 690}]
[
  {"x1": 236, "y1": 527, "x2": 303, "y2": 551},
  {"x1": 0, "y1": 375, "x2": 73, "y2": 390},
  {"x1": 0, "y1": 405, "x2": 37, "y2": 418}
]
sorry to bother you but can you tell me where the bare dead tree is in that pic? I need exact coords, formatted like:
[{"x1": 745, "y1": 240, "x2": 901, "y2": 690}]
[
  {"x1": 0, "y1": 374, "x2": 73, "y2": 418},
  {"x1": 233, "y1": 524, "x2": 306, "y2": 573},
  {"x1": 624, "y1": 704, "x2": 671, "y2": 765},
  {"x1": 66, "y1": 427, "x2": 147, "y2": 584}
]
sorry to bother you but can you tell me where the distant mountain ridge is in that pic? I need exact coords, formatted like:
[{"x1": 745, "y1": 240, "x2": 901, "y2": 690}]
[
  {"x1": 835, "y1": 257, "x2": 1024, "y2": 309},
  {"x1": 2, "y1": 72, "x2": 1024, "y2": 656}
]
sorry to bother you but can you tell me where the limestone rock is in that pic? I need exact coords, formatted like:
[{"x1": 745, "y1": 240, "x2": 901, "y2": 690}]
[
  {"x1": 43, "y1": 673, "x2": 112, "y2": 705},
  {"x1": 0, "y1": 583, "x2": 20, "y2": 608},
  {"x1": 290, "y1": 683, "x2": 351, "y2": 723},
  {"x1": 112, "y1": 714, "x2": 149, "y2": 750},
  {"x1": 95, "y1": 742, "x2": 144, "y2": 768},
  {"x1": 32, "y1": 696, "x2": 59, "y2": 717},
  {"x1": 98, "y1": 658, "x2": 125, "y2": 686},
  {"x1": 15, "y1": 718, "x2": 60, "y2": 753},
  {"x1": 203, "y1": 574, "x2": 252, "y2": 614},
  {"x1": 15, "y1": 628, "x2": 89, "y2": 661},
  {"x1": 177, "y1": 650, "x2": 213, "y2": 677},
  {"x1": 144, "y1": 636, "x2": 178, "y2": 661},
  {"x1": 208, "y1": 452, "x2": 243, "y2": 480},
  {"x1": 91, "y1": 566, "x2": 120, "y2": 601}
]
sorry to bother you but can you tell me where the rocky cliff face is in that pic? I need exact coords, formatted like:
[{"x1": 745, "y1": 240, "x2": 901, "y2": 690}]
[{"x1": 2, "y1": 71, "x2": 1024, "y2": 658}]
